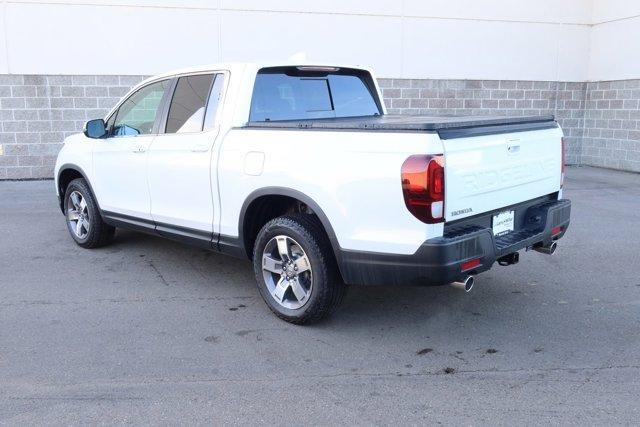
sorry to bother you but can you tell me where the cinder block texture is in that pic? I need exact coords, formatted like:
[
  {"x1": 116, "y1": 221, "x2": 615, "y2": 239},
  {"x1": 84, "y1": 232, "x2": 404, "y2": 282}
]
[
  {"x1": 1, "y1": 74, "x2": 640, "y2": 179},
  {"x1": 0, "y1": 75, "x2": 146, "y2": 179},
  {"x1": 581, "y1": 80, "x2": 640, "y2": 172},
  {"x1": 379, "y1": 79, "x2": 587, "y2": 166}
]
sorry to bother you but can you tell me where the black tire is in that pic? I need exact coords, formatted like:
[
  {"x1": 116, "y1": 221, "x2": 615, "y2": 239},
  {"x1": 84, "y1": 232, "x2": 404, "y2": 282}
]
[
  {"x1": 63, "y1": 178, "x2": 115, "y2": 248},
  {"x1": 252, "y1": 214, "x2": 346, "y2": 325}
]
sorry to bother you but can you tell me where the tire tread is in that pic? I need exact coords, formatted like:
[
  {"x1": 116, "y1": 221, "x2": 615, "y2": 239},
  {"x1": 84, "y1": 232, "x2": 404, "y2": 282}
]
[{"x1": 253, "y1": 213, "x2": 346, "y2": 324}]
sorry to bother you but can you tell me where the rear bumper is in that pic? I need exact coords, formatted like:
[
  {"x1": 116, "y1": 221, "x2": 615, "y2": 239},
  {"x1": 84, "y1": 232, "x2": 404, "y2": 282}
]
[{"x1": 338, "y1": 198, "x2": 571, "y2": 286}]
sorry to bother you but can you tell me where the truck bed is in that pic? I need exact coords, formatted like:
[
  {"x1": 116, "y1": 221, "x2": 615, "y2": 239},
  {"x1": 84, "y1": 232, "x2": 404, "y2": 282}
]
[{"x1": 245, "y1": 114, "x2": 557, "y2": 139}]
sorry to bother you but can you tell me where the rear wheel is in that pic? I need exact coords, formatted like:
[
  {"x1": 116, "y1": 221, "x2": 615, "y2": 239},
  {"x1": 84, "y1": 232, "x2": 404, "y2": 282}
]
[
  {"x1": 64, "y1": 178, "x2": 115, "y2": 248},
  {"x1": 253, "y1": 214, "x2": 346, "y2": 324}
]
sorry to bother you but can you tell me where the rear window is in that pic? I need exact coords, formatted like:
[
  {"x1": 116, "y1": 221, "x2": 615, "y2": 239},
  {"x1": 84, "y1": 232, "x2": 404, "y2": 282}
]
[{"x1": 249, "y1": 67, "x2": 381, "y2": 122}]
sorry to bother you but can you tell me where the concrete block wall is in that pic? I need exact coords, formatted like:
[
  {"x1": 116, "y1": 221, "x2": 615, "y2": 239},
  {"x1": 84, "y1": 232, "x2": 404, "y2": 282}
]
[
  {"x1": 0, "y1": 75, "x2": 146, "y2": 179},
  {"x1": 1, "y1": 74, "x2": 640, "y2": 179},
  {"x1": 379, "y1": 79, "x2": 587, "y2": 165},
  {"x1": 582, "y1": 80, "x2": 640, "y2": 171}
]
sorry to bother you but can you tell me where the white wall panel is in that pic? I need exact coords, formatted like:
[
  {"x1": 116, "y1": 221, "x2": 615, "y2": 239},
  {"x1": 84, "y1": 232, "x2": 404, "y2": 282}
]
[
  {"x1": 221, "y1": 0, "x2": 402, "y2": 16},
  {"x1": 557, "y1": 24, "x2": 591, "y2": 81},
  {"x1": 591, "y1": 0, "x2": 640, "y2": 24},
  {"x1": 402, "y1": 18, "x2": 589, "y2": 81},
  {"x1": 403, "y1": 0, "x2": 592, "y2": 24},
  {"x1": 9, "y1": 0, "x2": 220, "y2": 8},
  {"x1": 5, "y1": 2, "x2": 221, "y2": 75},
  {"x1": 220, "y1": 10, "x2": 403, "y2": 77},
  {"x1": 589, "y1": 17, "x2": 640, "y2": 81},
  {"x1": 0, "y1": 2, "x2": 8, "y2": 73},
  {"x1": 4, "y1": 0, "x2": 638, "y2": 82}
]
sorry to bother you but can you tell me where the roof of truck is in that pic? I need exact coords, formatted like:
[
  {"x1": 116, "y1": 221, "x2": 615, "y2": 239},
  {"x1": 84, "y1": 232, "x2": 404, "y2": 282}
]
[{"x1": 143, "y1": 62, "x2": 372, "y2": 84}]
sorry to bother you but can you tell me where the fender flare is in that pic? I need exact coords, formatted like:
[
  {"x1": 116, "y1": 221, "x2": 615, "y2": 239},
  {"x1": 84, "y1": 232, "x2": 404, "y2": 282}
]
[
  {"x1": 237, "y1": 187, "x2": 344, "y2": 265},
  {"x1": 56, "y1": 163, "x2": 100, "y2": 214}
]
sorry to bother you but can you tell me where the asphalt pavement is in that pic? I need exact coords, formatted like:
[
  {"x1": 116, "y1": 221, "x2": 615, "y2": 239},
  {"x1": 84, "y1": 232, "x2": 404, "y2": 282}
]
[{"x1": 1, "y1": 166, "x2": 639, "y2": 425}]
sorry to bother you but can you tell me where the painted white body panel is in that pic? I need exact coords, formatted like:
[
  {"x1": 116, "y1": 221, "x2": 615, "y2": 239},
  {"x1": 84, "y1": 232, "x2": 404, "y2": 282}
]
[
  {"x1": 55, "y1": 62, "x2": 563, "y2": 257},
  {"x1": 91, "y1": 134, "x2": 155, "y2": 219},
  {"x1": 147, "y1": 129, "x2": 218, "y2": 231},
  {"x1": 443, "y1": 127, "x2": 564, "y2": 221},
  {"x1": 217, "y1": 129, "x2": 444, "y2": 254}
]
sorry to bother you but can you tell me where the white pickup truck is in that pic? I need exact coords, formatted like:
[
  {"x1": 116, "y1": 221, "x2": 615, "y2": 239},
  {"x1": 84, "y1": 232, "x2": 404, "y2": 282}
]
[{"x1": 55, "y1": 62, "x2": 571, "y2": 324}]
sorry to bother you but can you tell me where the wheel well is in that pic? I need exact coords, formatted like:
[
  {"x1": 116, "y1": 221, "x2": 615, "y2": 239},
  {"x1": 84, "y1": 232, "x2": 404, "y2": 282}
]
[
  {"x1": 58, "y1": 168, "x2": 84, "y2": 210},
  {"x1": 242, "y1": 195, "x2": 329, "y2": 260}
]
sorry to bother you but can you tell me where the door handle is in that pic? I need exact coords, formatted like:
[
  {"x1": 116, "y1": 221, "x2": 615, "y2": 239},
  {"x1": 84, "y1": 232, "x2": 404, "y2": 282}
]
[{"x1": 190, "y1": 144, "x2": 209, "y2": 153}]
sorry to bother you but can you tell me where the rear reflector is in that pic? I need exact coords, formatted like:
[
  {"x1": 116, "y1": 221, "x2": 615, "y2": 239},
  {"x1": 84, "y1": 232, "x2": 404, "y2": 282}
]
[
  {"x1": 551, "y1": 226, "x2": 563, "y2": 236},
  {"x1": 401, "y1": 154, "x2": 445, "y2": 224},
  {"x1": 461, "y1": 258, "x2": 481, "y2": 272}
]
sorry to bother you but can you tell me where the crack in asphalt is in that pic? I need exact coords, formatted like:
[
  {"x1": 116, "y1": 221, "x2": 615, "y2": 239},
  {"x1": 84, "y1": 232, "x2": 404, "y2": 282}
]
[
  {"x1": 0, "y1": 296, "x2": 255, "y2": 307},
  {"x1": 3, "y1": 363, "x2": 639, "y2": 390}
]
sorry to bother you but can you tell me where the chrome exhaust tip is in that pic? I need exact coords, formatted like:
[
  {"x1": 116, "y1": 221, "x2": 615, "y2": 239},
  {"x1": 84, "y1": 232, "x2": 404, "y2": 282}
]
[
  {"x1": 534, "y1": 241, "x2": 557, "y2": 255},
  {"x1": 451, "y1": 275, "x2": 474, "y2": 292}
]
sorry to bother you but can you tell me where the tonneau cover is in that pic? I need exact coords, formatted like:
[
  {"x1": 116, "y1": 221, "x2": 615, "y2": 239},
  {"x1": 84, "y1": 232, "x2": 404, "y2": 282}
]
[{"x1": 244, "y1": 114, "x2": 556, "y2": 132}]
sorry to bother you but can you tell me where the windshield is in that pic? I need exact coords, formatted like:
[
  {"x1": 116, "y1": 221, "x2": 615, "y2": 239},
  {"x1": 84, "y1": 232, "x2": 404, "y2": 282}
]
[{"x1": 249, "y1": 67, "x2": 382, "y2": 122}]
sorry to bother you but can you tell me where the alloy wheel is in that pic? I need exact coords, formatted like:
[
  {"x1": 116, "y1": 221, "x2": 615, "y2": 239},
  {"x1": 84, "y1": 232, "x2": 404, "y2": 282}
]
[
  {"x1": 67, "y1": 190, "x2": 90, "y2": 239},
  {"x1": 261, "y1": 235, "x2": 313, "y2": 310}
]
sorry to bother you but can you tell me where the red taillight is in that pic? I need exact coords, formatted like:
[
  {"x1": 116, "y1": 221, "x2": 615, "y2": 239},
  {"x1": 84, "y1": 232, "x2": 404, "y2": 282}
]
[
  {"x1": 401, "y1": 154, "x2": 445, "y2": 224},
  {"x1": 561, "y1": 137, "x2": 566, "y2": 188},
  {"x1": 551, "y1": 226, "x2": 563, "y2": 236},
  {"x1": 461, "y1": 258, "x2": 481, "y2": 272}
]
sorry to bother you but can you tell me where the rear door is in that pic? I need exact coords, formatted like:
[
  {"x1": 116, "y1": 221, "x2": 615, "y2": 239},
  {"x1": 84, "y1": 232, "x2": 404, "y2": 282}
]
[
  {"x1": 442, "y1": 126, "x2": 563, "y2": 222},
  {"x1": 146, "y1": 72, "x2": 227, "y2": 245}
]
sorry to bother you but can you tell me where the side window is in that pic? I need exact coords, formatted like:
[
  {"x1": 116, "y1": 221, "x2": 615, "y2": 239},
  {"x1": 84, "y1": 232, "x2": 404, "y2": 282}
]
[
  {"x1": 165, "y1": 74, "x2": 214, "y2": 134},
  {"x1": 203, "y1": 74, "x2": 225, "y2": 130},
  {"x1": 112, "y1": 80, "x2": 169, "y2": 136}
]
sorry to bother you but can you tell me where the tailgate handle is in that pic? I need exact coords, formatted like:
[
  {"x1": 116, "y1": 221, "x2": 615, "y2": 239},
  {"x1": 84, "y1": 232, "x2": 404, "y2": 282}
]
[
  {"x1": 190, "y1": 143, "x2": 209, "y2": 152},
  {"x1": 507, "y1": 139, "x2": 521, "y2": 154}
]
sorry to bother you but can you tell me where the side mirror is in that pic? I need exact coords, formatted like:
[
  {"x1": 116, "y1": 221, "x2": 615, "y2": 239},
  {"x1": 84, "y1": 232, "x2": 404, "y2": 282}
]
[{"x1": 84, "y1": 119, "x2": 107, "y2": 139}]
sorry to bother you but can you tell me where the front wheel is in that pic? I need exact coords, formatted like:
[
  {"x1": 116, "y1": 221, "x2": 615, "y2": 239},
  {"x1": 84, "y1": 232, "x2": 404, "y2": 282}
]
[
  {"x1": 64, "y1": 178, "x2": 115, "y2": 248},
  {"x1": 253, "y1": 214, "x2": 346, "y2": 324}
]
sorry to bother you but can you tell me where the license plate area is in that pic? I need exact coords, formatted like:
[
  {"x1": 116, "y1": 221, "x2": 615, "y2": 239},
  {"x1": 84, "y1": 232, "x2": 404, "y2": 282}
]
[{"x1": 492, "y1": 210, "x2": 514, "y2": 236}]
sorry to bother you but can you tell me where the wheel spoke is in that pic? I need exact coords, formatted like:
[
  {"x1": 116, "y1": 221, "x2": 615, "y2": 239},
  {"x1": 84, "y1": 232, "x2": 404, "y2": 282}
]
[
  {"x1": 79, "y1": 197, "x2": 87, "y2": 212},
  {"x1": 81, "y1": 219, "x2": 90, "y2": 232},
  {"x1": 272, "y1": 277, "x2": 289, "y2": 302},
  {"x1": 70, "y1": 192, "x2": 81, "y2": 210},
  {"x1": 293, "y1": 255, "x2": 311, "y2": 274},
  {"x1": 290, "y1": 278, "x2": 308, "y2": 302},
  {"x1": 262, "y1": 234, "x2": 314, "y2": 310},
  {"x1": 276, "y1": 237, "x2": 291, "y2": 261},
  {"x1": 75, "y1": 220, "x2": 83, "y2": 236},
  {"x1": 262, "y1": 254, "x2": 283, "y2": 274}
]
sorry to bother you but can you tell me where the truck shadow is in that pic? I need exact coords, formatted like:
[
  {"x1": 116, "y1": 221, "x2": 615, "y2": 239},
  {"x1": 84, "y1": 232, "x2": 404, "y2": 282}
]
[{"x1": 112, "y1": 229, "x2": 535, "y2": 330}]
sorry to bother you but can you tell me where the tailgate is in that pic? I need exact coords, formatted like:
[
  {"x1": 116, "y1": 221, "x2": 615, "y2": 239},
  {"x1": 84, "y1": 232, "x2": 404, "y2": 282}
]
[{"x1": 443, "y1": 126, "x2": 563, "y2": 221}]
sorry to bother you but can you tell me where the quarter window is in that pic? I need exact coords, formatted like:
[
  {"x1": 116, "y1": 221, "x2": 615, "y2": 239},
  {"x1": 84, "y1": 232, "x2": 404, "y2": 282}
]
[
  {"x1": 165, "y1": 74, "x2": 215, "y2": 134},
  {"x1": 112, "y1": 80, "x2": 169, "y2": 136}
]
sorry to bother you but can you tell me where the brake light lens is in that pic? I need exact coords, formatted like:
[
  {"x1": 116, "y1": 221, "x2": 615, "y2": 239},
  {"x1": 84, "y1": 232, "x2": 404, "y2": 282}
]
[
  {"x1": 561, "y1": 137, "x2": 566, "y2": 188},
  {"x1": 401, "y1": 155, "x2": 445, "y2": 223}
]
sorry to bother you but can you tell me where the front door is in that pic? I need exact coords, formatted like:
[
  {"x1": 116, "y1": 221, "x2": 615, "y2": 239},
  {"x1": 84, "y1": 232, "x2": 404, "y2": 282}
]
[{"x1": 92, "y1": 79, "x2": 171, "y2": 221}]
